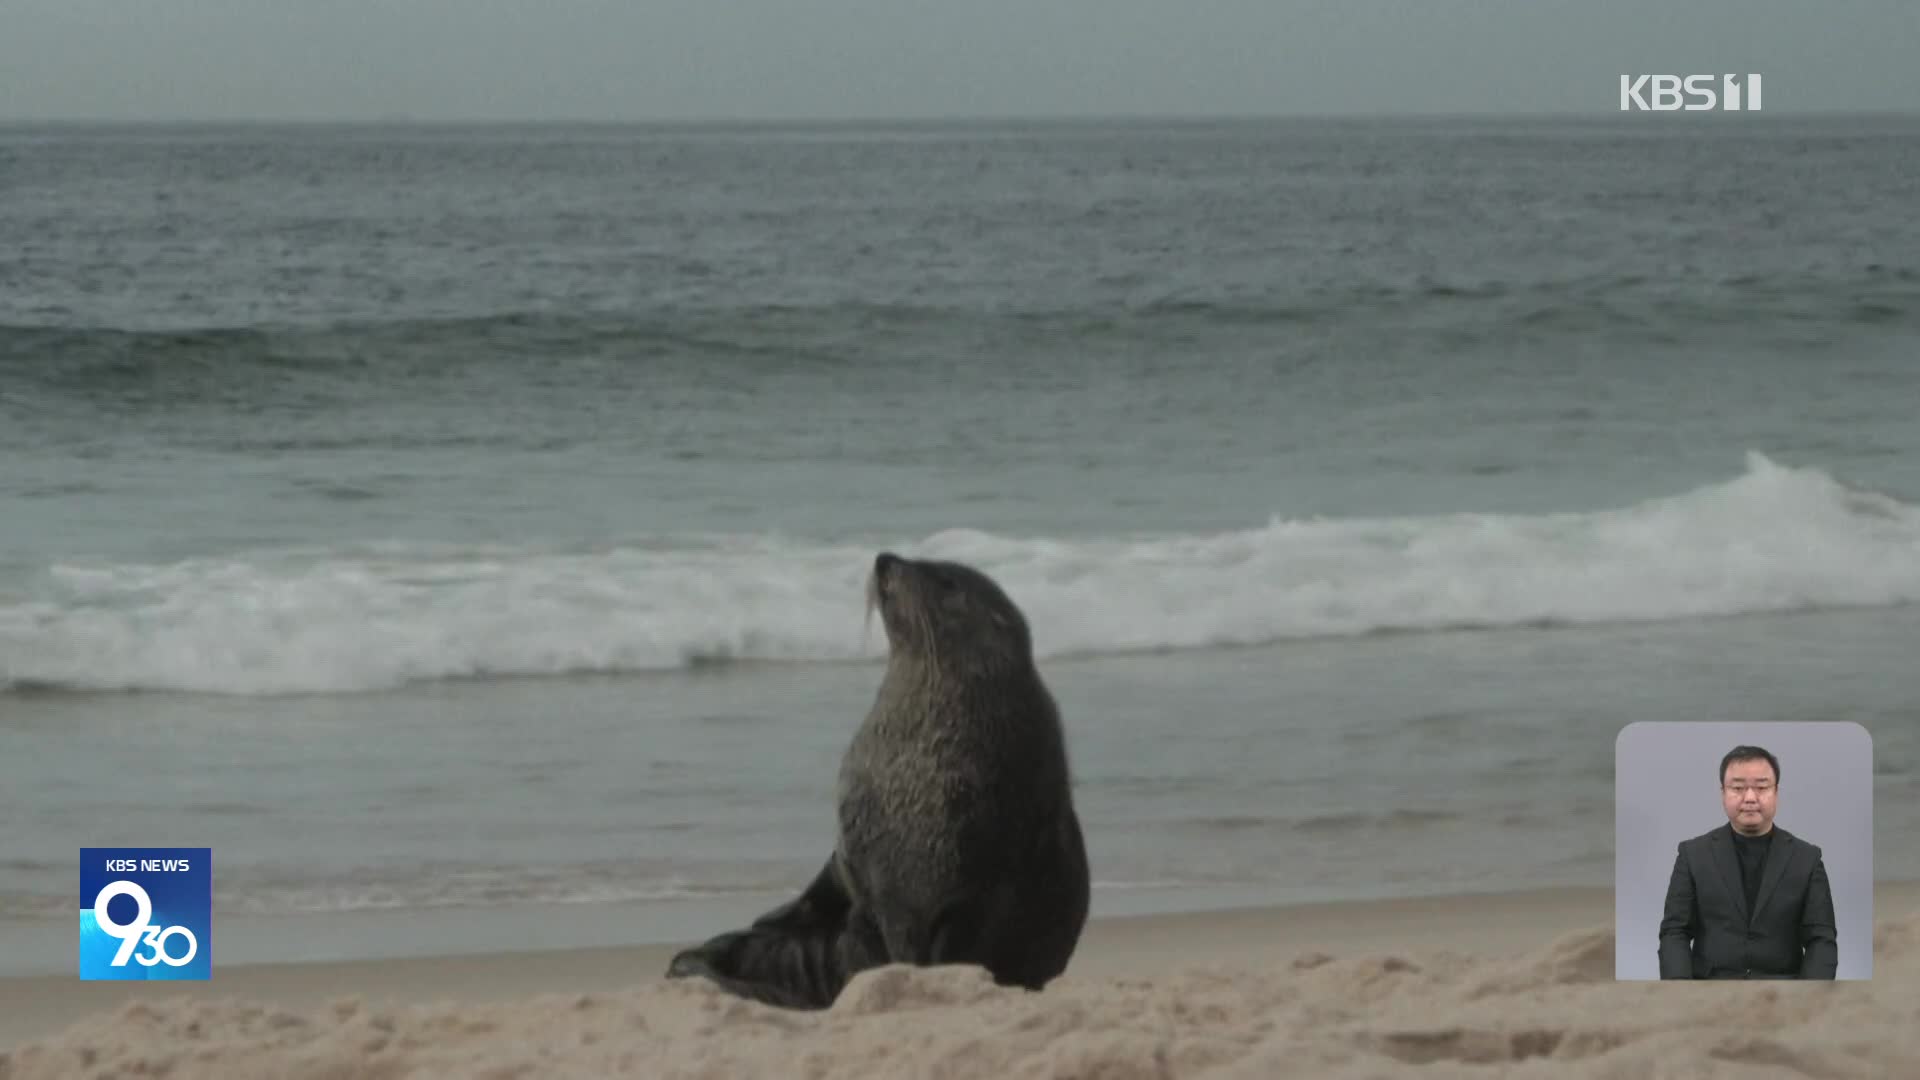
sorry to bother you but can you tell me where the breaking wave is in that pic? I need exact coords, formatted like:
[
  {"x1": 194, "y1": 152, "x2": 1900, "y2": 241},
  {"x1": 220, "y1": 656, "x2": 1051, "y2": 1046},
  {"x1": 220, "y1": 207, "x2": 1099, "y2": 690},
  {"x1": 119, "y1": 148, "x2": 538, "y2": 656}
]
[{"x1": 3, "y1": 452, "x2": 1917, "y2": 695}]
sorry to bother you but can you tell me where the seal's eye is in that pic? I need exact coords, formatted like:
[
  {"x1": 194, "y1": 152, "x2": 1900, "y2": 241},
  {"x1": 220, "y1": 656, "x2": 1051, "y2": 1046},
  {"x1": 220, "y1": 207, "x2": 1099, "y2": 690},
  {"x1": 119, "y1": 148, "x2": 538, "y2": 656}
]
[{"x1": 934, "y1": 568, "x2": 968, "y2": 607}]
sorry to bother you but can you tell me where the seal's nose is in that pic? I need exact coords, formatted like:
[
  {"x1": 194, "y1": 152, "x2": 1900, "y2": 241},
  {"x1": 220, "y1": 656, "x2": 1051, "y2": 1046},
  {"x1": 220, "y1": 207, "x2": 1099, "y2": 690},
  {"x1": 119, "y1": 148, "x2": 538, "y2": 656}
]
[{"x1": 875, "y1": 551, "x2": 902, "y2": 576}]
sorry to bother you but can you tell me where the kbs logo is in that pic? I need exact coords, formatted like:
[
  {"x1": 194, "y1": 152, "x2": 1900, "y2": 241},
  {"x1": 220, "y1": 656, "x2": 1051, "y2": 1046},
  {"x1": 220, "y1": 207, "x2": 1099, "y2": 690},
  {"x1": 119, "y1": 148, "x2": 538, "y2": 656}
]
[
  {"x1": 1620, "y1": 74, "x2": 1763, "y2": 112},
  {"x1": 79, "y1": 847, "x2": 211, "y2": 980}
]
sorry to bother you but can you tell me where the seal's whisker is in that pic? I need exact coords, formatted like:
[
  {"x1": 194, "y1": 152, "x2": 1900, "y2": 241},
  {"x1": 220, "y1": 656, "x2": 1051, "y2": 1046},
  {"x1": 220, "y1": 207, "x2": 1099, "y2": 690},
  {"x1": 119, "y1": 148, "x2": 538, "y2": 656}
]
[
  {"x1": 863, "y1": 570, "x2": 879, "y2": 651},
  {"x1": 914, "y1": 604, "x2": 938, "y2": 670}
]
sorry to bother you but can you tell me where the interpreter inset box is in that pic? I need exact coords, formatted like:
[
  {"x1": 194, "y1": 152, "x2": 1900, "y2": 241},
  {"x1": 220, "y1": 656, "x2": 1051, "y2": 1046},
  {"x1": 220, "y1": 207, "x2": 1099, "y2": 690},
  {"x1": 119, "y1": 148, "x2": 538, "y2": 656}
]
[{"x1": 1614, "y1": 721, "x2": 1872, "y2": 980}]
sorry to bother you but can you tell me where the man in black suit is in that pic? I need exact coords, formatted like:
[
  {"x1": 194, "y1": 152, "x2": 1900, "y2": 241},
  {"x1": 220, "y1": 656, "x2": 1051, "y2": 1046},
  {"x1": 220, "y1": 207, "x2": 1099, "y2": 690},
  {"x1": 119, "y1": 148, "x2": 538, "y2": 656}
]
[{"x1": 1657, "y1": 744, "x2": 1838, "y2": 979}]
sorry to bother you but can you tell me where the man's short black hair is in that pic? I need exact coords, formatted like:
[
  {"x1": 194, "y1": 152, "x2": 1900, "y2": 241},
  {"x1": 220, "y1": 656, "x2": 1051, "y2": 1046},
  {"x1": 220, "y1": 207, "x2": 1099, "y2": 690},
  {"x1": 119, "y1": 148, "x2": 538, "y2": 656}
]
[{"x1": 1720, "y1": 745, "x2": 1780, "y2": 787}]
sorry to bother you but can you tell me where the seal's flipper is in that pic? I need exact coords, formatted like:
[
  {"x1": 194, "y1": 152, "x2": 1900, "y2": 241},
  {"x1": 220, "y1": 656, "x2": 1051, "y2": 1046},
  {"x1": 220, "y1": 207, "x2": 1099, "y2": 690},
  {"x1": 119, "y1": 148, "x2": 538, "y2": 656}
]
[
  {"x1": 665, "y1": 933, "x2": 823, "y2": 1009},
  {"x1": 664, "y1": 907, "x2": 887, "y2": 1010}
]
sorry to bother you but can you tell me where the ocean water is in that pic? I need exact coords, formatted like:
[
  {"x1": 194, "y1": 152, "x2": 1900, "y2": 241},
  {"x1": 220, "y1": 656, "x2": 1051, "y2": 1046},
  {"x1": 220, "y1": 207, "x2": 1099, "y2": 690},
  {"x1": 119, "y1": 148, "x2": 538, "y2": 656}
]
[{"x1": 3, "y1": 116, "x2": 1919, "y2": 973}]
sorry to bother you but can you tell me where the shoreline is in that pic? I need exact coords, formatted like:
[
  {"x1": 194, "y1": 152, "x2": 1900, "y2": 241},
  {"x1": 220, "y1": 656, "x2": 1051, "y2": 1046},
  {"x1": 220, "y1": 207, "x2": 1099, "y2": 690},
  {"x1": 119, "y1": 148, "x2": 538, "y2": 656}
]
[
  {"x1": 0, "y1": 875, "x2": 1614, "y2": 979},
  {"x1": 2, "y1": 884, "x2": 1618, "y2": 1050}
]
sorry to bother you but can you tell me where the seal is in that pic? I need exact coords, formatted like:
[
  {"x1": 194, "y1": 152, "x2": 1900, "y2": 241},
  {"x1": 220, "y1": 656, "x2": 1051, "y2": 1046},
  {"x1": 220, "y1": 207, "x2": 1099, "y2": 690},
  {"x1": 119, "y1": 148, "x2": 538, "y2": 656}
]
[{"x1": 664, "y1": 551, "x2": 1090, "y2": 1009}]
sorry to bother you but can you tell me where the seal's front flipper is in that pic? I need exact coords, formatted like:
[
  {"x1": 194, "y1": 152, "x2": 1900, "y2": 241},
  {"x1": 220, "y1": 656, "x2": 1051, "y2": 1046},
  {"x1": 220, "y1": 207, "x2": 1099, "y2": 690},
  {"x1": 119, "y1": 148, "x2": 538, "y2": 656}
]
[
  {"x1": 663, "y1": 858, "x2": 863, "y2": 1009},
  {"x1": 666, "y1": 941, "x2": 727, "y2": 980},
  {"x1": 662, "y1": 914, "x2": 885, "y2": 1010},
  {"x1": 665, "y1": 932, "x2": 820, "y2": 1009},
  {"x1": 750, "y1": 855, "x2": 852, "y2": 932}
]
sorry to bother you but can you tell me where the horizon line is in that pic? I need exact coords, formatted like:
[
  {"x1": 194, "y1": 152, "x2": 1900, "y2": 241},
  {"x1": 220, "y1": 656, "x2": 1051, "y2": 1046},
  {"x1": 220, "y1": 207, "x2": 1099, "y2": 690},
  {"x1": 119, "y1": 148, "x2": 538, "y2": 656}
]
[{"x1": 3, "y1": 107, "x2": 1918, "y2": 128}]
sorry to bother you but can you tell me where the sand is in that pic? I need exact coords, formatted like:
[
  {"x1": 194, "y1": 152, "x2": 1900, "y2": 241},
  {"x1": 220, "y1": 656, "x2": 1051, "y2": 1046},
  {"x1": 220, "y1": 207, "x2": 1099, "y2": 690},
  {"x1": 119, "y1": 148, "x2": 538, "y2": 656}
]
[{"x1": 4, "y1": 884, "x2": 1916, "y2": 1079}]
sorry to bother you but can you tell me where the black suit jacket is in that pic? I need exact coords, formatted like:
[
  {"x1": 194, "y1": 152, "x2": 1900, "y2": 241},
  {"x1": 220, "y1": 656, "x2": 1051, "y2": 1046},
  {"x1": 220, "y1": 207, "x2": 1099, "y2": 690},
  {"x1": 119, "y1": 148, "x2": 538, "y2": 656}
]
[{"x1": 1657, "y1": 823, "x2": 1838, "y2": 979}]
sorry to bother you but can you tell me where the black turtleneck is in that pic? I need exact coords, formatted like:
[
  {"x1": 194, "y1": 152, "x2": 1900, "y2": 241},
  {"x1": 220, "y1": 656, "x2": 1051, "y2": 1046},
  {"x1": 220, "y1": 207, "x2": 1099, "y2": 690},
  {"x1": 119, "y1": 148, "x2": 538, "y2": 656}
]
[{"x1": 1730, "y1": 827, "x2": 1773, "y2": 914}]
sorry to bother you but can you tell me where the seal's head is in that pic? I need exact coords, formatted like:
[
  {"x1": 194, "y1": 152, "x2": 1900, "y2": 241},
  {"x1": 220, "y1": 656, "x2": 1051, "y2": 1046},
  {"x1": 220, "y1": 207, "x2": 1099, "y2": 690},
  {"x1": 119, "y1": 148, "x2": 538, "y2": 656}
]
[{"x1": 866, "y1": 552, "x2": 1032, "y2": 670}]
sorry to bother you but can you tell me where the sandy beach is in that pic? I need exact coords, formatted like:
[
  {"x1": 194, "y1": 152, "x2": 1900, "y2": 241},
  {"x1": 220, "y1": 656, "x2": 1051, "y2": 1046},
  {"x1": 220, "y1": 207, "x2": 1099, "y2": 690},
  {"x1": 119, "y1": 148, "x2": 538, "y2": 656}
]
[{"x1": 5, "y1": 882, "x2": 1917, "y2": 1078}]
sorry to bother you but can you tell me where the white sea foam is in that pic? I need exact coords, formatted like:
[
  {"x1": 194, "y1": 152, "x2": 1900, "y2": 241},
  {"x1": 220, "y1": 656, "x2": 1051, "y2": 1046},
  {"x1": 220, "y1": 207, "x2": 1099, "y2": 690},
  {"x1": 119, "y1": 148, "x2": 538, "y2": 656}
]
[{"x1": 4, "y1": 452, "x2": 1917, "y2": 695}]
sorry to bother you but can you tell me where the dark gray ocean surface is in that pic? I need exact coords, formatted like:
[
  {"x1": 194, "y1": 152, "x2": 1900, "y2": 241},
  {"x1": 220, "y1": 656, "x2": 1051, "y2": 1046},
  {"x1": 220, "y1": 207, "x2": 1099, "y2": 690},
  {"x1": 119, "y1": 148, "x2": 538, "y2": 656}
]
[{"x1": 2, "y1": 116, "x2": 1918, "y2": 970}]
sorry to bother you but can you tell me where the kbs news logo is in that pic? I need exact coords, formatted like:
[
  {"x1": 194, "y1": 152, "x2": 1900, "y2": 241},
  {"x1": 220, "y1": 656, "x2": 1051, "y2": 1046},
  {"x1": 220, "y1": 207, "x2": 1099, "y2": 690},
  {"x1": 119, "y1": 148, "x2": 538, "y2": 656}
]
[
  {"x1": 1619, "y1": 74, "x2": 1763, "y2": 112},
  {"x1": 78, "y1": 848, "x2": 212, "y2": 980}
]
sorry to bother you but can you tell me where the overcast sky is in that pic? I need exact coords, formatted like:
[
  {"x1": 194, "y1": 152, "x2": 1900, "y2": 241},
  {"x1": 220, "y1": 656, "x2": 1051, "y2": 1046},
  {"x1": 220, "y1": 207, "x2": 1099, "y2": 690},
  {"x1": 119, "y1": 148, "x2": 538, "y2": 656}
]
[{"x1": 3, "y1": 0, "x2": 1916, "y2": 121}]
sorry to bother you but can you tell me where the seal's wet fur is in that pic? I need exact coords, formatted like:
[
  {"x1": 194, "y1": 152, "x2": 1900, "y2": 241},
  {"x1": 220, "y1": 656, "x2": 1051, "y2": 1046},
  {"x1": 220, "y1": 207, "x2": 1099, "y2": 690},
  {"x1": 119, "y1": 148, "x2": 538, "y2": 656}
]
[{"x1": 665, "y1": 552, "x2": 1090, "y2": 1009}]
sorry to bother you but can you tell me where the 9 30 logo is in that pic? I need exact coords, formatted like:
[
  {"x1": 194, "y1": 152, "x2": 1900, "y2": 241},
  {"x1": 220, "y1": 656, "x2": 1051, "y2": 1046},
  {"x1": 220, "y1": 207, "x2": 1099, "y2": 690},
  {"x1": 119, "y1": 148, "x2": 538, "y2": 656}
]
[{"x1": 79, "y1": 848, "x2": 211, "y2": 980}]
